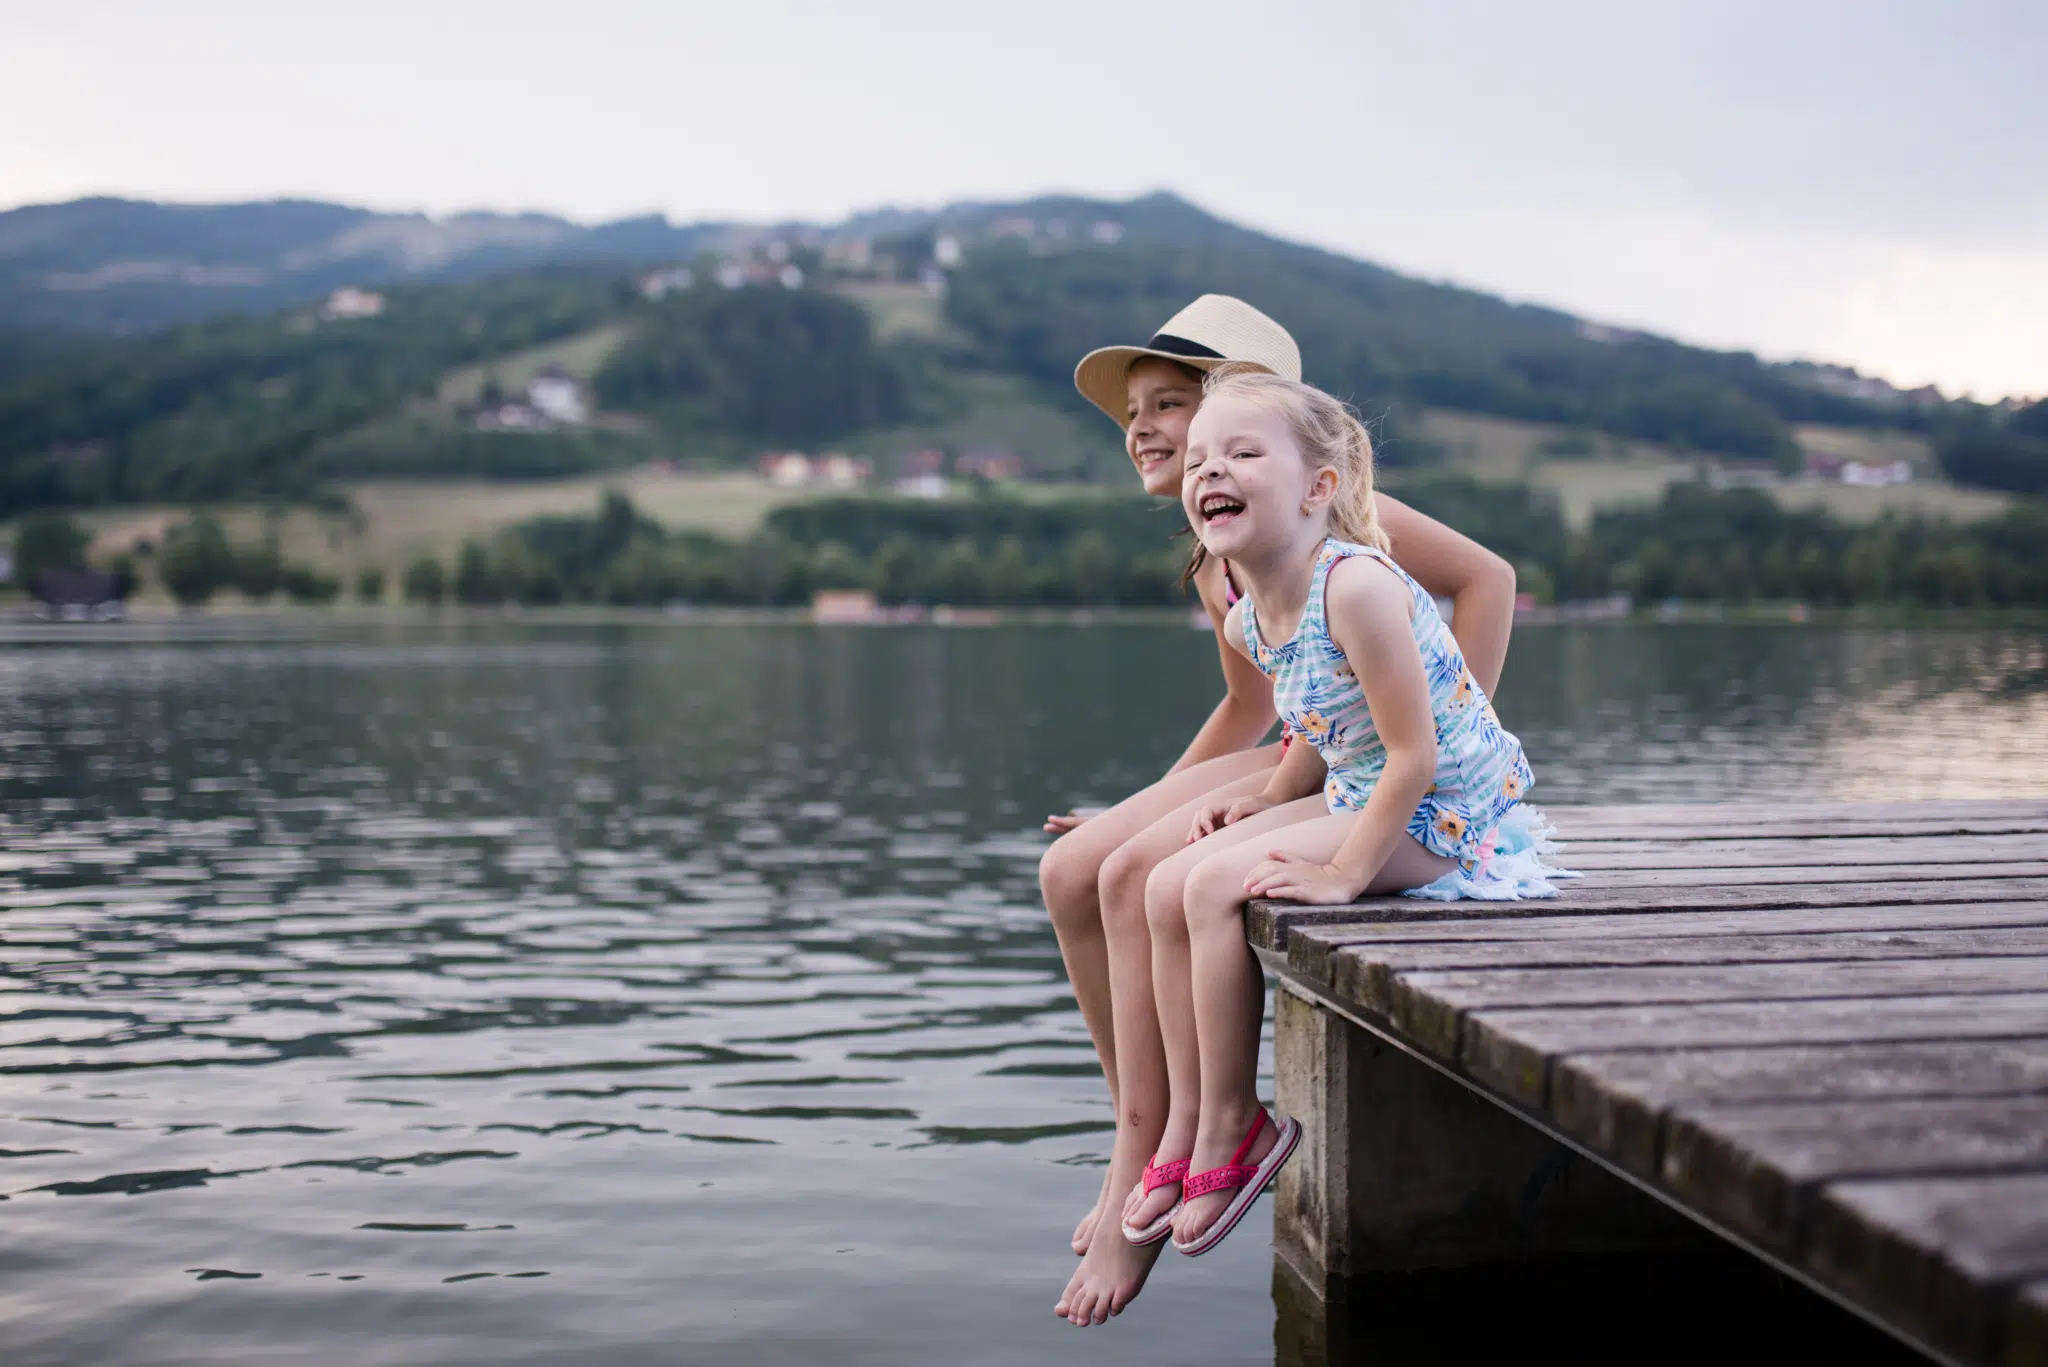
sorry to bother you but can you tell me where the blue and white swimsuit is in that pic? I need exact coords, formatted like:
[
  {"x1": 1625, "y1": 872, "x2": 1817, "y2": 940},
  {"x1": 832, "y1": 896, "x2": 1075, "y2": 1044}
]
[{"x1": 1241, "y1": 538, "x2": 1569, "y2": 900}]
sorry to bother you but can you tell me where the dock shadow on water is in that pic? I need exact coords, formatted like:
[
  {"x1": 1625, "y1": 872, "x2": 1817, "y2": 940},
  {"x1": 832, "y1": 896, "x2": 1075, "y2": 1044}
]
[
  {"x1": 0, "y1": 621, "x2": 2040, "y2": 1365},
  {"x1": 1272, "y1": 1253, "x2": 1935, "y2": 1367}
]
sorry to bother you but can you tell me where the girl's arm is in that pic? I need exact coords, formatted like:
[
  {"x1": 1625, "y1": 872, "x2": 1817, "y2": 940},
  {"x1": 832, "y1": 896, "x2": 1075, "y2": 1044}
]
[
  {"x1": 1165, "y1": 558, "x2": 1280, "y2": 775},
  {"x1": 1374, "y1": 493, "x2": 1517, "y2": 698},
  {"x1": 1185, "y1": 602, "x2": 1326, "y2": 840},
  {"x1": 1246, "y1": 558, "x2": 1439, "y2": 903},
  {"x1": 1188, "y1": 734, "x2": 1325, "y2": 842}
]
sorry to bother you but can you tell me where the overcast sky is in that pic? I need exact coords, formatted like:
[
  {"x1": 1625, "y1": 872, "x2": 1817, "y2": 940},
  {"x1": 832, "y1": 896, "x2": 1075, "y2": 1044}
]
[{"x1": 4, "y1": 0, "x2": 2042, "y2": 397}]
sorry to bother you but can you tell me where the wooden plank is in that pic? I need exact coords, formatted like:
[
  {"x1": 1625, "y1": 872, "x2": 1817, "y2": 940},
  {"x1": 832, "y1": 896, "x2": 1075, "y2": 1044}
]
[
  {"x1": 1549, "y1": 1041, "x2": 2048, "y2": 1177},
  {"x1": 1558, "y1": 816, "x2": 2048, "y2": 842},
  {"x1": 1575, "y1": 862, "x2": 2048, "y2": 889},
  {"x1": 1659, "y1": 1096, "x2": 2048, "y2": 1254},
  {"x1": 1807, "y1": 1174, "x2": 2048, "y2": 1365},
  {"x1": 1294, "y1": 914, "x2": 2048, "y2": 987},
  {"x1": 1549, "y1": 799, "x2": 2048, "y2": 826},
  {"x1": 1321, "y1": 926, "x2": 2048, "y2": 1011},
  {"x1": 1562, "y1": 833, "x2": 2048, "y2": 871},
  {"x1": 1260, "y1": 800, "x2": 2048, "y2": 1366},
  {"x1": 1458, "y1": 994, "x2": 2048, "y2": 1110},
  {"x1": 1383, "y1": 958, "x2": 2048, "y2": 1059},
  {"x1": 1286, "y1": 897, "x2": 2048, "y2": 963},
  {"x1": 1568, "y1": 827, "x2": 2048, "y2": 853},
  {"x1": 1248, "y1": 873, "x2": 2048, "y2": 953}
]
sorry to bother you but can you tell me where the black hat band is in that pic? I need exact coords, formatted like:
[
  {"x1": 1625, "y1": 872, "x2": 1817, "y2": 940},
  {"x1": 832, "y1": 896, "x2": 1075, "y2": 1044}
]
[{"x1": 1144, "y1": 332, "x2": 1225, "y2": 360}]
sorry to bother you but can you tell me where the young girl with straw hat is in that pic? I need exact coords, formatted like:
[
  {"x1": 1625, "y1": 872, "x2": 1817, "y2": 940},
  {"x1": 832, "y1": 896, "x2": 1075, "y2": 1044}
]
[{"x1": 1048, "y1": 296, "x2": 1520, "y2": 1326}]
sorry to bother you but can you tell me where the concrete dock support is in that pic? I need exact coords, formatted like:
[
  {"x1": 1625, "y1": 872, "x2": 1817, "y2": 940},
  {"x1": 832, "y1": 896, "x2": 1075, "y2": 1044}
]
[{"x1": 1270, "y1": 981, "x2": 1709, "y2": 1298}]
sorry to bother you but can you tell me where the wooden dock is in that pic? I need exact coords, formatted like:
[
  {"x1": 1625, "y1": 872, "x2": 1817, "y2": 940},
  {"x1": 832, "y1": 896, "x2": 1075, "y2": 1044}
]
[{"x1": 1252, "y1": 799, "x2": 2048, "y2": 1367}]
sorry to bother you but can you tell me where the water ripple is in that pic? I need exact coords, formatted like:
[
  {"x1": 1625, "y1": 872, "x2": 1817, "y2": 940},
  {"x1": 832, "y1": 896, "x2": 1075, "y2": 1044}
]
[{"x1": 0, "y1": 621, "x2": 2041, "y2": 1364}]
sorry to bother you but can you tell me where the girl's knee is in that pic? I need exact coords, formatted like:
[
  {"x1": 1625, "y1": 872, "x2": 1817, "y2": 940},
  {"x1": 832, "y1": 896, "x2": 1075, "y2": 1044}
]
[
  {"x1": 1098, "y1": 840, "x2": 1158, "y2": 926},
  {"x1": 1182, "y1": 857, "x2": 1249, "y2": 932},
  {"x1": 1039, "y1": 834, "x2": 1102, "y2": 934},
  {"x1": 1143, "y1": 859, "x2": 1191, "y2": 936}
]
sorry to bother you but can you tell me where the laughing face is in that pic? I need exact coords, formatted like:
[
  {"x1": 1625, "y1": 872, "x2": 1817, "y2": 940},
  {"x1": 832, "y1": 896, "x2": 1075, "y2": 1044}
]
[
  {"x1": 1123, "y1": 358, "x2": 1205, "y2": 497},
  {"x1": 1182, "y1": 392, "x2": 1325, "y2": 561}
]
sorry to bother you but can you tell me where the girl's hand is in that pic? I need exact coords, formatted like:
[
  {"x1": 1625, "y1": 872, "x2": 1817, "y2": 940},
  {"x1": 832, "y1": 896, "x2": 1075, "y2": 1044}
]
[
  {"x1": 1186, "y1": 793, "x2": 1275, "y2": 844},
  {"x1": 1044, "y1": 806, "x2": 1106, "y2": 835},
  {"x1": 1244, "y1": 850, "x2": 1365, "y2": 905}
]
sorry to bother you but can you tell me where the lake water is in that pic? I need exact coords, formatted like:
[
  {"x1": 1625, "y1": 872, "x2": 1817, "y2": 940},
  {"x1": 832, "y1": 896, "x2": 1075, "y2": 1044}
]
[{"x1": 1, "y1": 621, "x2": 2043, "y2": 1366}]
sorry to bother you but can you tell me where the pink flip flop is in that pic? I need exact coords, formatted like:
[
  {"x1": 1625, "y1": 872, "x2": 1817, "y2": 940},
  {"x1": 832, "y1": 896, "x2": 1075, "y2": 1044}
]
[
  {"x1": 1119, "y1": 1154, "x2": 1189, "y2": 1246},
  {"x1": 1170, "y1": 1109, "x2": 1302, "y2": 1257}
]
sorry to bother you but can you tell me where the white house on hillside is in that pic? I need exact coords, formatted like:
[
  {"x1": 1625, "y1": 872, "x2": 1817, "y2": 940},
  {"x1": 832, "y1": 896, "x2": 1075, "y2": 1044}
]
[
  {"x1": 322, "y1": 287, "x2": 386, "y2": 320},
  {"x1": 527, "y1": 367, "x2": 587, "y2": 425}
]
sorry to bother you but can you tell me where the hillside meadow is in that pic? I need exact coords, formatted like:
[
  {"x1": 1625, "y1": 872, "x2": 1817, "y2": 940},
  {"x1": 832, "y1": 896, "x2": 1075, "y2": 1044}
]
[
  {"x1": 17, "y1": 412, "x2": 2011, "y2": 610},
  {"x1": 55, "y1": 470, "x2": 801, "y2": 594},
  {"x1": 1413, "y1": 411, "x2": 2009, "y2": 528}
]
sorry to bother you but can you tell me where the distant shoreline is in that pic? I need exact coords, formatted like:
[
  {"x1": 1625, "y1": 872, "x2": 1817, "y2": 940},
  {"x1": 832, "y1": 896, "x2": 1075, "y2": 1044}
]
[{"x1": 3, "y1": 600, "x2": 2044, "y2": 635}]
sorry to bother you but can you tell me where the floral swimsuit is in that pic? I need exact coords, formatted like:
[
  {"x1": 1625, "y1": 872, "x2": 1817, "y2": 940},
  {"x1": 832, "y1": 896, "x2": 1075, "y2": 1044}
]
[{"x1": 1240, "y1": 539, "x2": 1554, "y2": 893}]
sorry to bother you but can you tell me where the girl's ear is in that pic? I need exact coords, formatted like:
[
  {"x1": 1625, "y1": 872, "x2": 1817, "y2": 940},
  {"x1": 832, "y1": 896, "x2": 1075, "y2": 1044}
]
[{"x1": 1301, "y1": 465, "x2": 1340, "y2": 517}]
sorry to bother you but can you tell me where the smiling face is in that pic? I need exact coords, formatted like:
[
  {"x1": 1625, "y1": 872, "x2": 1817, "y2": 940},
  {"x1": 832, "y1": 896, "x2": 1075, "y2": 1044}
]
[
  {"x1": 1123, "y1": 358, "x2": 1205, "y2": 496},
  {"x1": 1182, "y1": 392, "x2": 1334, "y2": 561}
]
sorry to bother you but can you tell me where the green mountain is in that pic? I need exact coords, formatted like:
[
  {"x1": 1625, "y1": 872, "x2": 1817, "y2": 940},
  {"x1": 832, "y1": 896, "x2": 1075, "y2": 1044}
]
[
  {"x1": 0, "y1": 190, "x2": 1991, "y2": 519},
  {"x1": 0, "y1": 196, "x2": 723, "y2": 334}
]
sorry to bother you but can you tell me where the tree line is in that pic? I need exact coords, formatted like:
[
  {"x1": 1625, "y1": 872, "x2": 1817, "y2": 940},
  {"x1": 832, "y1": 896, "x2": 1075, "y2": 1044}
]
[
  {"x1": 397, "y1": 491, "x2": 1194, "y2": 608},
  {"x1": 1935, "y1": 401, "x2": 2048, "y2": 496},
  {"x1": 15, "y1": 481, "x2": 2045, "y2": 613},
  {"x1": 386, "y1": 482, "x2": 2048, "y2": 612},
  {"x1": 7, "y1": 509, "x2": 342, "y2": 606}
]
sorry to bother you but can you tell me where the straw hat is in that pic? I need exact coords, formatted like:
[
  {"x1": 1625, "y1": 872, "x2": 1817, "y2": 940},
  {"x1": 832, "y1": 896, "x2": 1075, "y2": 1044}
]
[{"x1": 1073, "y1": 294, "x2": 1301, "y2": 428}]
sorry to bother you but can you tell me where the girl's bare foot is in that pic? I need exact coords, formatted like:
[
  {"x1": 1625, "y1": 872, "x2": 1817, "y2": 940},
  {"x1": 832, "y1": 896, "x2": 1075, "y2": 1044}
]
[
  {"x1": 1053, "y1": 1223, "x2": 1164, "y2": 1326},
  {"x1": 1071, "y1": 1166, "x2": 1116, "y2": 1255},
  {"x1": 1171, "y1": 1102, "x2": 1277, "y2": 1247}
]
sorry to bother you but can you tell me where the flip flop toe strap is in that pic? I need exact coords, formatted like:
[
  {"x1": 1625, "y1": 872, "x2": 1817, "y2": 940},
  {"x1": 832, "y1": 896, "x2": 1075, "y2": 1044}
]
[
  {"x1": 1181, "y1": 1109, "x2": 1274, "y2": 1201},
  {"x1": 1181, "y1": 1161, "x2": 1260, "y2": 1200},
  {"x1": 1141, "y1": 1156, "x2": 1190, "y2": 1194}
]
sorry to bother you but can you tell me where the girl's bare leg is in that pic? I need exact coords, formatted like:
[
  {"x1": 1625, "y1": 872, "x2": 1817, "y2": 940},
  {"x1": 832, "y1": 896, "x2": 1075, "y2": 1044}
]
[
  {"x1": 1036, "y1": 745, "x2": 1277, "y2": 1257},
  {"x1": 1132, "y1": 798, "x2": 1329, "y2": 1237},
  {"x1": 1053, "y1": 768, "x2": 1273, "y2": 1325},
  {"x1": 1169, "y1": 817, "x2": 1453, "y2": 1247}
]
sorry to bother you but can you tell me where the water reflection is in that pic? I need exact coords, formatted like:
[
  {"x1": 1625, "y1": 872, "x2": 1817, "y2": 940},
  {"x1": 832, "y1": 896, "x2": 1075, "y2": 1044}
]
[{"x1": 0, "y1": 621, "x2": 2040, "y2": 1365}]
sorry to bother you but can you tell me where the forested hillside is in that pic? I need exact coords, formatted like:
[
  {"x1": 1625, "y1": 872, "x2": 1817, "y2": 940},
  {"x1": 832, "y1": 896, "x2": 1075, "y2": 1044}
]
[
  {"x1": 0, "y1": 197, "x2": 714, "y2": 332},
  {"x1": 1, "y1": 190, "x2": 2037, "y2": 520},
  {"x1": 946, "y1": 231, "x2": 1882, "y2": 465},
  {"x1": 0, "y1": 268, "x2": 638, "y2": 510}
]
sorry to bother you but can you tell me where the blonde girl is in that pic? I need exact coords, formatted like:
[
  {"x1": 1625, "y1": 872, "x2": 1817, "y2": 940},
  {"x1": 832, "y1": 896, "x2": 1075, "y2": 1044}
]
[
  {"x1": 1133, "y1": 367, "x2": 1563, "y2": 1264},
  {"x1": 1048, "y1": 297, "x2": 1521, "y2": 1327}
]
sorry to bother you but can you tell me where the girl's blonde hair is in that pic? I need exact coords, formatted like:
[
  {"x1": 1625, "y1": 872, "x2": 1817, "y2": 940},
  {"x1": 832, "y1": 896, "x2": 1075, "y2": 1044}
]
[{"x1": 1201, "y1": 364, "x2": 1388, "y2": 552}]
